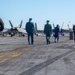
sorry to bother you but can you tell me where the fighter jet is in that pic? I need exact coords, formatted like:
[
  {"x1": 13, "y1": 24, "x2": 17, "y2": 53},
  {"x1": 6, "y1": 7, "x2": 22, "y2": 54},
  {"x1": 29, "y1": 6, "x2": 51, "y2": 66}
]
[
  {"x1": 8, "y1": 20, "x2": 27, "y2": 37},
  {"x1": 1, "y1": 20, "x2": 26, "y2": 37}
]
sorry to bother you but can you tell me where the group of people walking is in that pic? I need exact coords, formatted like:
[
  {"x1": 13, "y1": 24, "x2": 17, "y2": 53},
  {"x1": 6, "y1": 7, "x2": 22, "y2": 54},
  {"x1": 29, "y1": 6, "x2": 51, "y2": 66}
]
[
  {"x1": 1, "y1": 18, "x2": 75, "y2": 44},
  {"x1": 25, "y1": 18, "x2": 60, "y2": 45}
]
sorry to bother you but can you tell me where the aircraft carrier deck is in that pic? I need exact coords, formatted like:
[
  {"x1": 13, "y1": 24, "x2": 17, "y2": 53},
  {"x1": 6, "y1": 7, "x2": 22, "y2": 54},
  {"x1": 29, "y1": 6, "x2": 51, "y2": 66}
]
[{"x1": 0, "y1": 36, "x2": 75, "y2": 75}]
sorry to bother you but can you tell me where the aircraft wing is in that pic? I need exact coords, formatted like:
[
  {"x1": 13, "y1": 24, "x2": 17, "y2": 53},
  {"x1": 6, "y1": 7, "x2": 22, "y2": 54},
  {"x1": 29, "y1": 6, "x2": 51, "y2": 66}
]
[{"x1": 17, "y1": 28, "x2": 27, "y2": 33}]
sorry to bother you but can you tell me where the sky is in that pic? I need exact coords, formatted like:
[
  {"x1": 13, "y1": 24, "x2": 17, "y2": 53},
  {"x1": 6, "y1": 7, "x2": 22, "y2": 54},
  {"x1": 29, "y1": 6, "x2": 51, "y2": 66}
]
[{"x1": 0, "y1": 0, "x2": 75, "y2": 30}]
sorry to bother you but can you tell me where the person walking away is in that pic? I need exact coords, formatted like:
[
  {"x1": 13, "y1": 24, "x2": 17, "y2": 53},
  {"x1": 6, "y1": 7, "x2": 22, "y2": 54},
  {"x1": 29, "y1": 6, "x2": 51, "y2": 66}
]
[
  {"x1": 54, "y1": 24, "x2": 60, "y2": 43},
  {"x1": 25, "y1": 18, "x2": 34, "y2": 45},
  {"x1": 44, "y1": 20, "x2": 52, "y2": 44},
  {"x1": 73, "y1": 25, "x2": 75, "y2": 42}
]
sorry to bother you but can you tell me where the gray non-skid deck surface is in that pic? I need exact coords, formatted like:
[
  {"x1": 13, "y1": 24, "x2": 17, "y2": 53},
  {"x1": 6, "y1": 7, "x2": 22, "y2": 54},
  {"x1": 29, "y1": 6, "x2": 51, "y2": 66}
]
[
  {"x1": 0, "y1": 36, "x2": 75, "y2": 75},
  {"x1": 19, "y1": 49, "x2": 75, "y2": 75}
]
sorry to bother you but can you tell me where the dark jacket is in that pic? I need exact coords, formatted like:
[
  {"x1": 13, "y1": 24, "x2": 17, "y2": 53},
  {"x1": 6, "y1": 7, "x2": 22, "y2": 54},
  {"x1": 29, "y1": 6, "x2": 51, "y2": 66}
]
[
  {"x1": 54, "y1": 26, "x2": 60, "y2": 38},
  {"x1": 26, "y1": 22, "x2": 34, "y2": 33},
  {"x1": 44, "y1": 24, "x2": 52, "y2": 36},
  {"x1": 73, "y1": 25, "x2": 75, "y2": 34}
]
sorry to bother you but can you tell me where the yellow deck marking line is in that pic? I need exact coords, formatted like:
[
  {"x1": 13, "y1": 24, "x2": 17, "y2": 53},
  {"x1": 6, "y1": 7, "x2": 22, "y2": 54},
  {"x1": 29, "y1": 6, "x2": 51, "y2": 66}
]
[
  {"x1": 12, "y1": 52, "x2": 22, "y2": 57},
  {"x1": 0, "y1": 52, "x2": 22, "y2": 63},
  {"x1": 0, "y1": 58, "x2": 8, "y2": 63},
  {"x1": 0, "y1": 47, "x2": 32, "y2": 63},
  {"x1": 0, "y1": 51, "x2": 15, "y2": 58}
]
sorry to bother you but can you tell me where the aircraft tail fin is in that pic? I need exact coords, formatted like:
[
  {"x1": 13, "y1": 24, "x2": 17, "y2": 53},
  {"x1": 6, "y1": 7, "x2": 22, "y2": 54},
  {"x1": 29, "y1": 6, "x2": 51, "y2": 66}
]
[
  {"x1": 19, "y1": 20, "x2": 23, "y2": 28},
  {"x1": 9, "y1": 20, "x2": 13, "y2": 29}
]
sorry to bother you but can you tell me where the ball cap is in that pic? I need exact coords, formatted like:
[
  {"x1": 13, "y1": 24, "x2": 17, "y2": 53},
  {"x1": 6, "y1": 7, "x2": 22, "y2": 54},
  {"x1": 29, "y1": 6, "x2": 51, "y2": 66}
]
[
  {"x1": 29, "y1": 18, "x2": 32, "y2": 20},
  {"x1": 47, "y1": 20, "x2": 50, "y2": 22}
]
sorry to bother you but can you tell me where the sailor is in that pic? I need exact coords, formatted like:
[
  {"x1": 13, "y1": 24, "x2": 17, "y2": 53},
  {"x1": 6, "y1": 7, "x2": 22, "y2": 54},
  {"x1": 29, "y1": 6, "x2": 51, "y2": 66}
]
[
  {"x1": 25, "y1": 18, "x2": 34, "y2": 45},
  {"x1": 44, "y1": 20, "x2": 52, "y2": 44}
]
